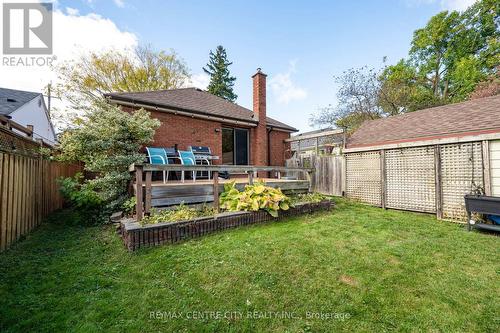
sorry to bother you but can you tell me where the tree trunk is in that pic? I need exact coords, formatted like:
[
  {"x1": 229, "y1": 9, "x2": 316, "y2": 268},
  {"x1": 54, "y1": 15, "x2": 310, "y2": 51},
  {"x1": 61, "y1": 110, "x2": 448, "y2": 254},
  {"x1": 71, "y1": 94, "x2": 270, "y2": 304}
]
[
  {"x1": 434, "y1": 57, "x2": 441, "y2": 97},
  {"x1": 443, "y1": 79, "x2": 449, "y2": 100}
]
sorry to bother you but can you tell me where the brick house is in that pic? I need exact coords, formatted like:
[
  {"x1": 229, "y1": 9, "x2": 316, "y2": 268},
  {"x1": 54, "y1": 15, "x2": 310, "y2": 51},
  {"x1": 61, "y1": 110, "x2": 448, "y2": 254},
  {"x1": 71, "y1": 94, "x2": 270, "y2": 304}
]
[{"x1": 105, "y1": 68, "x2": 297, "y2": 167}]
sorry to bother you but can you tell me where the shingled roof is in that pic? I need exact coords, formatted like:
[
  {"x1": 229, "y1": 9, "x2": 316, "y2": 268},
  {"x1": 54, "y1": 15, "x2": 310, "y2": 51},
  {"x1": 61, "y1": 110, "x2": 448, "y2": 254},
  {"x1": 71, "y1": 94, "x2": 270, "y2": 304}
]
[
  {"x1": 347, "y1": 95, "x2": 500, "y2": 149},
  {"x1": 0, "y1": 87, "x2": 40, "y2": 116},
  {"x1": 105, "y1": 88, "x2": 297, "y2": 132}
]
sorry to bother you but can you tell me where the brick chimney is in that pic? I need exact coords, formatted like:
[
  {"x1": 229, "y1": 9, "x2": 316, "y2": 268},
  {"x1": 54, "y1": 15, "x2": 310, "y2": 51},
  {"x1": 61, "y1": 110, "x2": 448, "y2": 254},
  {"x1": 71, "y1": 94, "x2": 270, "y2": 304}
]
[{"x1": 251, "y1": 68, "x2": 268, "y2": 167}]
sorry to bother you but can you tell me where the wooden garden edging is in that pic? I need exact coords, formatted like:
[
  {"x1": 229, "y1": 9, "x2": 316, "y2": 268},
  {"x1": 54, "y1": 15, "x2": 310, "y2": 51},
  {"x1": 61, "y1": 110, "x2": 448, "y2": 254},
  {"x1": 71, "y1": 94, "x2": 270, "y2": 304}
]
[{"x1": 120, "y1": 200, "x2": 333, "y2": 251}]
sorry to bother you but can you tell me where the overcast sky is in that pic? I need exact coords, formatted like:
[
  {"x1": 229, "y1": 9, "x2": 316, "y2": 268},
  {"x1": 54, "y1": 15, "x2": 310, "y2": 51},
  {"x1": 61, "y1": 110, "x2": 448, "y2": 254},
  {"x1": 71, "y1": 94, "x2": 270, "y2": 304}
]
[{"x1": 0, "y1": 0, "x2": 477, "y2": 132}]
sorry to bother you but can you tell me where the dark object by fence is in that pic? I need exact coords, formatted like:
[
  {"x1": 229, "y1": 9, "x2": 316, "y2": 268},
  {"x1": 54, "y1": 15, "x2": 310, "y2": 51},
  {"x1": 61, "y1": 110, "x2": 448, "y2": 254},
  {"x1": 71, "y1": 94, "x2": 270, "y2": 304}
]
[
  {"x1": 464, "y1": 195, "x2": 500, "y2": 232},
  {"x1": 120, "y1": 200, "x2": 333, "y2": 251}
]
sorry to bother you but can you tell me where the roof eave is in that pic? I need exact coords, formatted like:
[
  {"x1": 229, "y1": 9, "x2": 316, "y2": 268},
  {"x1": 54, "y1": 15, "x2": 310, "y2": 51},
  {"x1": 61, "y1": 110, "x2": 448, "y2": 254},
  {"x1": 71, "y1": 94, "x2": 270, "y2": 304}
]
[
  {"x1": 345, "y1": 128, "x2": 500, "y2": 153},
  {"x1": 106, "y1": 95, "x2": 259, "y2": 127}
]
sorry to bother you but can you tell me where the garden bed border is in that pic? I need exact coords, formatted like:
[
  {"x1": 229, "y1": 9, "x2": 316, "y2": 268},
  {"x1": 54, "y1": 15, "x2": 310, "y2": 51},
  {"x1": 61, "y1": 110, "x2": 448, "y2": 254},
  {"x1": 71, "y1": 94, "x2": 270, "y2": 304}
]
[{"x1": 120, "y1": 200, "x2": 333, "y2": 251}]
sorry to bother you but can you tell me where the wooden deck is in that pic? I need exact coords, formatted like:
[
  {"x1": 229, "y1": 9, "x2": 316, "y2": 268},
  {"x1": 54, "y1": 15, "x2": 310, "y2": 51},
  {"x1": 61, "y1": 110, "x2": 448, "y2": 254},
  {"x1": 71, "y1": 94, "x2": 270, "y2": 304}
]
[
  {"x1": 130, "y1": 163, "x2": 313, "y2": 219},
  {"x1": 135, "y1": 178, "x2": 310, "y2": 207}
]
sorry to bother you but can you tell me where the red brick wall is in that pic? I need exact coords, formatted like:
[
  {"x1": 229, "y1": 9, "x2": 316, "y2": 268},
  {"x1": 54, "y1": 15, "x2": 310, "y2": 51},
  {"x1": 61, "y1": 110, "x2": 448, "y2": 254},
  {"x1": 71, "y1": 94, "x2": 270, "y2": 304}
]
[
  {"x1": 269, "y1": 130, "x2": 291, "y2": 166},
  {"x1": 121, "y1": 105, "x2": 290, "y2": 167},
  {"x1": 122, "y1": 106, "x2": 223, "y2": 164}
]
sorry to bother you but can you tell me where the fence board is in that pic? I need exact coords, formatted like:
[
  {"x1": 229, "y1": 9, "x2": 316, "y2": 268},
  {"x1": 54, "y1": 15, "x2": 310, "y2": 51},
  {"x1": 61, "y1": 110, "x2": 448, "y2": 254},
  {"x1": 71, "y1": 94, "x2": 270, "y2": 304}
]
[
  {"x1": 0, "y1": 153, "x2": 4, "y2": 251},
  {"x1": 286, "y1": 155, "x2": 344, "y2": 196}
]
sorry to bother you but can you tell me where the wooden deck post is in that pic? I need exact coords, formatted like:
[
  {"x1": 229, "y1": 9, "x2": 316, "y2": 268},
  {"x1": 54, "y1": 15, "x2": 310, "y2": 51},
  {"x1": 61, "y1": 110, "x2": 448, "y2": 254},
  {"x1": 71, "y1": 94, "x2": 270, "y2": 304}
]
[
  {"x1": 305, "y1": 170, "x2": 313, "y2": 192},
  {"x1": 248, "y1": 171, "x2": 254, "y2": 185},
  {"x1": 135, "y1": 165, "x2": 144, "y2": 221},
  {"x1": 145, "y1": 171, "x2": 152, "y2": 215},
  {"x1": 213, "y1": 171, "x2": 219, "y2": 213}
]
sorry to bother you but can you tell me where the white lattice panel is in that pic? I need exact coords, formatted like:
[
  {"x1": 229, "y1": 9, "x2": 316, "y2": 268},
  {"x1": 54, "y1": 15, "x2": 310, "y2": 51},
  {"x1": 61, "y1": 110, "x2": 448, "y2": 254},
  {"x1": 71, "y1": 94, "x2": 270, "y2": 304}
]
[
  {"x1": 386, "y1": 147, "x2": 436, "y2": 213},
  {"x1": 441, "y1": 142, "x2": 483, "y2": 221},
  {"x1": 346, "y1": 151, "x2": 381, "y2": 206}
]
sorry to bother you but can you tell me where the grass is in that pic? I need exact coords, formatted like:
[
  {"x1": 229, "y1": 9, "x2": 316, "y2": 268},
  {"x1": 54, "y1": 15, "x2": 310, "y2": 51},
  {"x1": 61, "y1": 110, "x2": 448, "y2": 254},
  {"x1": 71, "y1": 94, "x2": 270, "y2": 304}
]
[{"x1": 0, "y1": 198, "x2": 498, "y2": 332}]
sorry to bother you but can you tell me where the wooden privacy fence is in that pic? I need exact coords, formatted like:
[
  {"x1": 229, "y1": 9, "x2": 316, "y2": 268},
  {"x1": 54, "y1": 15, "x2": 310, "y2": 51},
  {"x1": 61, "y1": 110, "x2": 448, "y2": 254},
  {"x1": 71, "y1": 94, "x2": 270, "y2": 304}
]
[
  {"x1": 286, "y1": 155, "x2": 344, "y2": 196},
  {"x1": 0, "y1": 122, "x2": 81, "y2": 252}
]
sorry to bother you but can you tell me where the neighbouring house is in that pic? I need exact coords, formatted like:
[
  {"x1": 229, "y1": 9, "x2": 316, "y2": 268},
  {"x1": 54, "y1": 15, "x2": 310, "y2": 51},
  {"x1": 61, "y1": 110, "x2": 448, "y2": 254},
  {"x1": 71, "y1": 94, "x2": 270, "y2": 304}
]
[
  {"x1": 343, "y1": 94, "x2": 500, "y2": 221},
  {"x1": 0, "y1": 87, "x2": 57, "y2": 145},
  {"x1": 287, "y1": 128, "x2": 344, "y2": 156},
  {"x1": 105, "y1": 68, "x2": 298, "y2": 167}
]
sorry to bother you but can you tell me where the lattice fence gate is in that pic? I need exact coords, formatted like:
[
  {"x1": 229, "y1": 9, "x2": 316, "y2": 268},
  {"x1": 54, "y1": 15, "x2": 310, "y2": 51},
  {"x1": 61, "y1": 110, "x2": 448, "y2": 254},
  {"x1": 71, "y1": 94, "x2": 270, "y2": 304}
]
[
  {"x1": 440, "y1": 142, "x2": 483, "y2": 221},
  {"x1": 345, "y1": 151, "x2": 382, "y2": 206},
  {"x1": 385, "y1": 146, "x2": 436, "y2": 213}
]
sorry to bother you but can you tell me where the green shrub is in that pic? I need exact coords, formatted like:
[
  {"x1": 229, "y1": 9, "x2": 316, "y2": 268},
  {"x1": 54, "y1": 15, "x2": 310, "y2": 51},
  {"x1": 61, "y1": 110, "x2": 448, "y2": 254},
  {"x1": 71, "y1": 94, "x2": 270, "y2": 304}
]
[
  {"x1": 141, "y1": 203, "x2": 215, "y2": 225},
  {"x1": 122, "y1": 196, "x2": 137, "y2": 216},
  {"x1": 219, "y1": 181, "x2": 291, "y2": 217},
  {"x1": 57, "y1": 102, "x2": 160, "y2": 222},
  {"x1": 58, "y1": 173, "x2": 104, "y2": 223}
]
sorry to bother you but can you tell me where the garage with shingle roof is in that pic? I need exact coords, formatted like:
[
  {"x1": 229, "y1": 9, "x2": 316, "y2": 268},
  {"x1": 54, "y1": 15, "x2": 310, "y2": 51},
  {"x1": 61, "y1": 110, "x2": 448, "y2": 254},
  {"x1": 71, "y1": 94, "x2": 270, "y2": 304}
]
[{"x1": 343, "y1": 95, "x2": 500, "y2": 221}]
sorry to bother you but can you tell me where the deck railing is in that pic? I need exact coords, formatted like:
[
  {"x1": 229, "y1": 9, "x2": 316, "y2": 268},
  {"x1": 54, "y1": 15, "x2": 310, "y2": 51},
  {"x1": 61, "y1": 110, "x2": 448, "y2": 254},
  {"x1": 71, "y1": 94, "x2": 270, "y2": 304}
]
[{"x1": 129, "y1": 163, "x2": 313, "y2": 221}]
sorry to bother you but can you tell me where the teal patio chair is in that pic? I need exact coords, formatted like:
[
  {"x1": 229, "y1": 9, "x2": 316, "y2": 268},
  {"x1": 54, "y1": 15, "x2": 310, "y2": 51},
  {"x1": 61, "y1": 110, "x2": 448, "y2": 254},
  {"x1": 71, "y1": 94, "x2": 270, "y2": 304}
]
[
  {"x1": 178, "y1": 150, "x2": 197, "y2": 182},
  {"x1": 145, "y1": 147, "x2": 176, "y2": 183}
]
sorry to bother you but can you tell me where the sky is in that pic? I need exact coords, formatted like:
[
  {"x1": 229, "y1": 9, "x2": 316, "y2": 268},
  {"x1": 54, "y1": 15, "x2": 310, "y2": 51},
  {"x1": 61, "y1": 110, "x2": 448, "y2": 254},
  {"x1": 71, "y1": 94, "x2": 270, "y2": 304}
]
[{"x1": 0, "y1": 0, "x2": 477, "y2": 132}]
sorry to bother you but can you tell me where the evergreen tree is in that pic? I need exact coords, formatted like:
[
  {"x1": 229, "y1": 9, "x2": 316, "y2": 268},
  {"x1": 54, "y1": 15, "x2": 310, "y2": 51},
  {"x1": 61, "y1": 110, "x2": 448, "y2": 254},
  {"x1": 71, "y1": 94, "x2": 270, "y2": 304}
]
[{"x1": 203, "y1": 46, "x2": 238, "y2": 102}]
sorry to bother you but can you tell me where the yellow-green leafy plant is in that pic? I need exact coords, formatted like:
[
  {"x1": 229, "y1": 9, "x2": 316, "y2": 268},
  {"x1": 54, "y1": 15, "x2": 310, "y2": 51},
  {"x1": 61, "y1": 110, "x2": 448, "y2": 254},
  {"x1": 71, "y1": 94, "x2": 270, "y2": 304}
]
[
  {"x1": 141, "y1": 203, "x2": 215, "y2": 225},
  {"x1": 122, "y1": 196, "x2": 137, "y2": 216},
  {"x1": 219, "y1": 181, "x2": 291, "y2": 217}
]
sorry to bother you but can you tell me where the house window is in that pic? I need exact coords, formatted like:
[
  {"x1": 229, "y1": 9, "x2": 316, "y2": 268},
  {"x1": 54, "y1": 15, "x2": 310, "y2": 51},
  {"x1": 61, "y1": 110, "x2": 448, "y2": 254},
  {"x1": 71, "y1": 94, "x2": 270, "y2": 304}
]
[{"x1": 222, "y1": 127, "x2": 249, "y2": 165}]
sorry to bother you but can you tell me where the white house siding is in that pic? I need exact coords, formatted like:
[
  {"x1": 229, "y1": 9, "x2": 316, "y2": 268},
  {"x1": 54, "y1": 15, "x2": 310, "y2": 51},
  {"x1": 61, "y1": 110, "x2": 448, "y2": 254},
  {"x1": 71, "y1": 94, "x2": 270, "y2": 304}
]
[
  {"x1": 9, "y1": 96, "x2": 56, "y2": 145},
  {"x1": 490, "y1": 140, "x2": 500, "y2": 197}
]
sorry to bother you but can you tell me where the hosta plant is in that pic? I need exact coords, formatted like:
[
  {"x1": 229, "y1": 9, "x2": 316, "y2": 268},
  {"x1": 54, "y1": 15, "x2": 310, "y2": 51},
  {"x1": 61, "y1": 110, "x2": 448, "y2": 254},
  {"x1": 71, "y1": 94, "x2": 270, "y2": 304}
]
[{"x1": 219, "y1": 181, "x2": 291, "y2": 217}]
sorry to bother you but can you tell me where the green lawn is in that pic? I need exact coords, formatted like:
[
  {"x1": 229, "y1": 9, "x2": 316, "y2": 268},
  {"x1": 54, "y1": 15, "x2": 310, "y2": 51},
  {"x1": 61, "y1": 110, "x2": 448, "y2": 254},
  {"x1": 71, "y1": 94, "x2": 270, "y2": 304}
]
[{"x1": 0, "y1": 199, "x2": 498, "y2": 332}]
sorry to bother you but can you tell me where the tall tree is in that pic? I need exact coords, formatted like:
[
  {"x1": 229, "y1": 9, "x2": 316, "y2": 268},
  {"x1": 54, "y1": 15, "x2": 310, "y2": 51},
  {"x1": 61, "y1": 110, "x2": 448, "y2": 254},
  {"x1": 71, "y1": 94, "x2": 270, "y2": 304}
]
[
  {"x1": 310, "y1": 67, "x2": 389, "y2": 132},
  {"x1": 380, "y1": 0, "x2": 499, "y2": 112},
  {"x1": 203, "y1": 46, "x2": 238, "y2": 102},
  {"x1": 312, "y1": 0, "x2": 498, "y2": 132}
]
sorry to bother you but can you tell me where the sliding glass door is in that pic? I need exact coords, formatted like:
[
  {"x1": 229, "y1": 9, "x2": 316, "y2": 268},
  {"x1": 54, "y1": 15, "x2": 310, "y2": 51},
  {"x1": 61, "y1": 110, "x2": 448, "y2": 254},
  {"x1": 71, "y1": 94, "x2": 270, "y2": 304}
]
[{"x1": 222, "y1": 128, "x2": 249, "y2": 165}]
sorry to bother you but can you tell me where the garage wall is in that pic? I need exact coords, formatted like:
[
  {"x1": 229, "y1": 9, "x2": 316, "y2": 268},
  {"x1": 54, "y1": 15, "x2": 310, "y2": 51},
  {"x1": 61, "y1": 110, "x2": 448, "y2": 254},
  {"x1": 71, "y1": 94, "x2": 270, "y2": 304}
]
[
  {"x1": 345, "y1": 141, "x2": 486, "y2": 221},
  {"x1": 490, "y1": 140, "x2": 500, "y2": 196}
]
